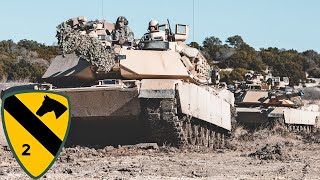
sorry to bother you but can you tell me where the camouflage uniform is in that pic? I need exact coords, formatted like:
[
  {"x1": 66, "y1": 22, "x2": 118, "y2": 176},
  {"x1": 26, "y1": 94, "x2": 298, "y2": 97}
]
[{"x1": 111, "y1": 16, "x2": 134, "y2": 45}]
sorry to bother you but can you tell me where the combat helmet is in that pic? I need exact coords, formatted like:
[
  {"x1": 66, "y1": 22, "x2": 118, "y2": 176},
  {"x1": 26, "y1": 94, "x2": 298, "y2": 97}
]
[
  {"x1": 148, "y1": 20, "x2": 159, "y2": 31},
  {"x1": 116, "y1": 16, "x2": 128, "y2": 25}
]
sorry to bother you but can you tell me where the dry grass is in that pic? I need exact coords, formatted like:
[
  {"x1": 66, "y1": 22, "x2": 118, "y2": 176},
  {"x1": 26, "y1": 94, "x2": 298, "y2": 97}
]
[
  {"x1": 248, "y1": 141, "x2": 295, "y2": 161},
  {"x1": 0, "y1": 80, "x2": 31, "y2": 91},
  {"x1": 299, "y1": 129, "x2": 320, "y2": 144},
  {"x1": 227, "y1": 124, "x2": 296, "y2": 152}
]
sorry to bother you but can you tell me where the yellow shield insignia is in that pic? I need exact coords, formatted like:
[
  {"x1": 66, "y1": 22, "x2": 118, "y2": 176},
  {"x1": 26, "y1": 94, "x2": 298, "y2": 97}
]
[{"x1": 1, "y1": 91, "x2": 70, "y2": 179}]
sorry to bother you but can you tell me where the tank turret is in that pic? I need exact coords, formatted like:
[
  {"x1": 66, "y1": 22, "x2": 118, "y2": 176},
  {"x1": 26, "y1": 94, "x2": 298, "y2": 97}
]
[{"x1": 44, "y1": 17, "x2": 212, "y2": 88}]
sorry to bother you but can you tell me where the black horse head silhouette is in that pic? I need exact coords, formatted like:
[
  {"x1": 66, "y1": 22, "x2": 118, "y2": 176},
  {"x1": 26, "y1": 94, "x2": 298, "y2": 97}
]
[{"x1": 36, "y1": 95, "x2": 67, "y2": 119}]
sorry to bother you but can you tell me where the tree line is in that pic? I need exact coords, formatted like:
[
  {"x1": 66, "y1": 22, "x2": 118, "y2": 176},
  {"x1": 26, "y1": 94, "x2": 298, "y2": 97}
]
[
  {"x1": 0, "y1": 37, "x2": 319, "y2": 86},
  {"x1": 190, "y1": 35, "x2": 320, "y2": 86},
  {"x1": 0, "y1": 40, "x2": 60, "y2": 82}
]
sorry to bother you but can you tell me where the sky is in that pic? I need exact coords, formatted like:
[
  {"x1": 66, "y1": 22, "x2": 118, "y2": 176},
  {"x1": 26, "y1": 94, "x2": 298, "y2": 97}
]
[{"x1": 0, "y1": 0, "x2": 319, "y2": 52}]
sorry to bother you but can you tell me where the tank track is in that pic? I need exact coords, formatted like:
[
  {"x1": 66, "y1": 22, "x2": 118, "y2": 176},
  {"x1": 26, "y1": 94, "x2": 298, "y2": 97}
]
[
  {"x1": 271, "y1": 118, "x2": 314, "y2": 133},
  {"x1": 141, "y1": 97, "x2": 230, "y2": 149}
]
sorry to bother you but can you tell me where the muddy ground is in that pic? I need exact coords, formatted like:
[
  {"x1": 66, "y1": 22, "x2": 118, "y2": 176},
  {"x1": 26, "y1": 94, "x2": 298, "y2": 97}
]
[
  {"x1": 1, "y1": 128, "x2": 320, "y2": 180},
  {"x1": 1, "y1": 87, "x2": 320, "y2": 179}
]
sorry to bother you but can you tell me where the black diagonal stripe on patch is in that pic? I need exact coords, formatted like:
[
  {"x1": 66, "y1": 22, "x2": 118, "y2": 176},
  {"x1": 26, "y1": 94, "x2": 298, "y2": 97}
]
[{"x1": 4, "y1": 95, "x2": 62, "y2": 157}]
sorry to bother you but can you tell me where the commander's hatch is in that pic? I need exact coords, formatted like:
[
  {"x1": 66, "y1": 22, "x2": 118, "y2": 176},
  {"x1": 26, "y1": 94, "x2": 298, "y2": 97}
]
[
  {"x1": 145, "y1": 23, "x2": 189, "y2": 42},
  {"x1": 174, "y1": 24, "x2": 189, "y2": 42}
]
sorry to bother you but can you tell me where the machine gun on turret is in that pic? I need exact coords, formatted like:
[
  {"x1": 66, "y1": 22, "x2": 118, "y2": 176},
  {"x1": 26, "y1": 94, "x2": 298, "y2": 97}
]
[{"x1": 166, "y1": 19, "x2": 175, "y2": 41}]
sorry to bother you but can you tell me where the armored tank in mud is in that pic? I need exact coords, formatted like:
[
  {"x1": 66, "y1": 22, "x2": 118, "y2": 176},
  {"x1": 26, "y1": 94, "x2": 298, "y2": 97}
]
[
  {"x1": 26, "y1": 16, "x2": 235, "y2": 148},
  {"x1": 236, "y1": 88, "x2": 320, "y2": 131}
]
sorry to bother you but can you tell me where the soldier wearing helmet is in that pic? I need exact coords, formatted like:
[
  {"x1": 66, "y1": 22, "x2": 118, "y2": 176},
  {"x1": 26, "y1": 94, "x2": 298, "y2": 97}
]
[
  {"x1": 148, "y1": 20, "x2": 159, "y2": 32},
  {"x1": 142, "y1": 19, "x2": 167, "y2": 42},
  {"x1": 111, "y1": 16, "x2": 134, "y2": 45}
]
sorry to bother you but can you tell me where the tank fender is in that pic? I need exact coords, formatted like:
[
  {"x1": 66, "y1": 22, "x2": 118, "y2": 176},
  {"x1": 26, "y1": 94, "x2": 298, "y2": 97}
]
[
  {"x1": 138, "y1": 79, "x2": 232, "y2": 131},
  {"x1": 176, "y1": 82, "x2": 232, "y2": 131},
  {"x1": 283, "y1": 108, "x2": 320, "y2": 125},
  {"x1": 216, "y1": 89, "x2": 235, "y2": 107}
]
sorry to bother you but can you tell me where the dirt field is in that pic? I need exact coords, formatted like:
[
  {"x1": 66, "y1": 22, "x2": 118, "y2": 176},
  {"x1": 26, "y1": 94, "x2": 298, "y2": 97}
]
[
  {"x1": 1, "y1": 129, "x2": 320, "y2": 180},
  {"x1": 0, "y1": 120, "x2": 7, "y2": 147},
  {"x1": 1, "y1": 87, "x2": 320, "y2": 179}
]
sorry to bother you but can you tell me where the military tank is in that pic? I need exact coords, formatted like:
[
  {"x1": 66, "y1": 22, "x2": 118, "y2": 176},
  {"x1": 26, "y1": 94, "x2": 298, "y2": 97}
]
[
  {"x1": 236, "y1": 87, "x2": 320, "y2": 131},
  {"x1": 8, "y1": 16, "x2": 234, "y2": 148}
]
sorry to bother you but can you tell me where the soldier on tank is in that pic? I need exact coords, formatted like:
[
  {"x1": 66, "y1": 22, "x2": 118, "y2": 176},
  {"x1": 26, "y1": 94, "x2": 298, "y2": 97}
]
[
  {"x1": 111, "y1": 16, "x2": 134, "y2": 45},
  {"x1": 77, "y1": 16, "x2": 88, "y2": 30},
  {"x1": 148, "y1": 20, "x2": 159, "y2": 32},
  {"x1": 142, "y1": 20, "x2": 167, "y2": 42}
]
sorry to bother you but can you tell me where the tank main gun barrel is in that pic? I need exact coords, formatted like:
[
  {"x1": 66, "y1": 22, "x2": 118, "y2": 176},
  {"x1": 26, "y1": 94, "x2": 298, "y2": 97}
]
[{"x1": 268, "y1": 90, "x2": 304, "y2": 100}]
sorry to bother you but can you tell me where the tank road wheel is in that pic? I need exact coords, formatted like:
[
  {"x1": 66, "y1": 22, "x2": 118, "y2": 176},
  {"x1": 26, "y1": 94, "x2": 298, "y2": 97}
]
[
  {"x1": 289, "y1": 125, "x2": 293, "y2": 131},
  {"x1": 204, "y1": 127, "x2": 210, "y2": 147},
  {"x1": 175, "y1": 120, "x2": 188, "y2": 146},
  {"x1": 195, "y1": 125, "x2": 202, "y2": 146},
  {"x1": 202, "y1": 126, "x2": 208, "y2": 146},
  {"x1": 292, "y1": 125, "x2": 296, "y2": 131},
  {"x1": 209, "y1": 129, "x2": 215, "y2": 149},
  {"x1": 304, "y1": 125, "x2": 312, "y2": 133},
  {"x1": 202, "y1": 126, "x2": 208, "y2": 147},
  {"x1": 216, "y1": 131, "x2": 221, "y2": 149},
  {"x1": 221, "y1": 132, "x2": 225, "y2": 148},
  {"x1": 199, "y1": 126, "x2": 205, "y2": 146},
  {"x1": 184, "y1": 122, "x2": 194, "y2": 145},
  {"x1": 285, "y1": 124, "x2": 314, "y2": 133},
  {"x1": 179, "y1": 120, "x2": 188, "y2": 146},
  {"x1": 189, "y1": 123, "x2": 197, "y2": 145}
]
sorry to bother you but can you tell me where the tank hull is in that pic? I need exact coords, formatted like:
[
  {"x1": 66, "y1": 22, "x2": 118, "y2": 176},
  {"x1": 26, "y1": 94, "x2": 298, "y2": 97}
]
[
  {"x1": 50, "y1": 79, "x2": 234, "y2": 148},
  {"x1": 236, "y1": 90, "x2": 320, "y2": 131},
  {"x1": 236, "y1": 106, "x2": 320, "y2": 131}
]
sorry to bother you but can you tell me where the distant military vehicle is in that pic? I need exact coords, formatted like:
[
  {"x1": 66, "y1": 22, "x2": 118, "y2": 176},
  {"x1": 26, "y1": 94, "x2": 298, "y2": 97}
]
[
  {"x1": 2, "y1": 16, "x2": 235, "y2": 148},
  {"x1": 236, "y1": 89, "x2": 320, "y2": 131}
]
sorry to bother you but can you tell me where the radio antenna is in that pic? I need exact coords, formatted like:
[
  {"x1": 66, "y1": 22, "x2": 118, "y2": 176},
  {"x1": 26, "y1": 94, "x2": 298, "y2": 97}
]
[
  {"x1": 101, "y1": 0, "x2": 104, "y2": 19},
  {"x1": 192, "y1": 0, "x2": 195, "y2": 46}
]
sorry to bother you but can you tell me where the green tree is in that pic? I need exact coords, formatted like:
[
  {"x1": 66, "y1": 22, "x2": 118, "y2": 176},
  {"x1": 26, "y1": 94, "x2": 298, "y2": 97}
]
[
  {"x1": 17, "y1": 39, "x2": 60, "y2": 60},
  {"x1": 223, "y1": 36, "x2": 266, "y2": 72},
  {"x1": 226, "y1": 35, "x2": 245, "y2": 48},
  {"x1": 282, "y1": 61, "x2": 306, "y2": 86},
  {"x1": 307, "y1": 67, "x2": 320, "y2": 78},
  {"x1": 219, "y1": 70, "x2": 231, "y2": 84},
  {"x1": 188, "y1": 42, "x2": 202, "y2": 50},
  {"x1": 202, "y1": 36, "x2": 223, "y2": 61}
]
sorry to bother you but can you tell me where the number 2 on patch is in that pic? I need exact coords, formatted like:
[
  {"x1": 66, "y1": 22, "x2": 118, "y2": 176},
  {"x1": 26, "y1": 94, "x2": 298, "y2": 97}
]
[{"x1": 22, "y1": 144, "x2": 31, "y2": 156}]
